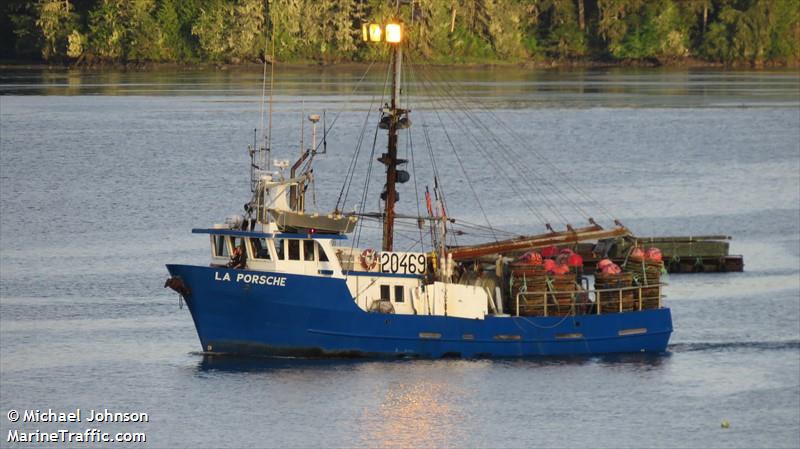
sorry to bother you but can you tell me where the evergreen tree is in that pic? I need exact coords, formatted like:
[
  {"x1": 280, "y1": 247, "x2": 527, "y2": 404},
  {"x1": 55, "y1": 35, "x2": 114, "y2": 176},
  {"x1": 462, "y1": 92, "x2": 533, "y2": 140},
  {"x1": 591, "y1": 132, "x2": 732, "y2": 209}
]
[
  {"x1": 304, "y1": 0, "x2": 359, "y2": 62},
  {"x1": 520, "y1": 0, "x2": 542, "y2": 57},
  {"x1": 88, "y1": 0, "x2": 126, "y2": 59},
  {"x1": 268, "y1": 0, "x2": 304, "y2": 60},
  {"x1": 539, "y1": 0, "x2": 586, "y2": 58},
  {"x1": 609, "y1": 0, "x2": 691, "y2": 59},
  {"x1": 484, "y1": 0, "x2": 526, "y2": 59},
  {"x1": 701, "y1": 0, "x2": 799, "y2": 65},
  {"x1": 596, "y1": 0, "x2": 643, "y2": 58},
  {"x1": 192, "y1": 0, "x2": 265, "y2": 62},
  {"x1": 157, "y1": 0, "x2": 191, "y2": 61},
  {"x1": 7, "y1": 1, "x2": 42, "y2": 59},
  {"x1": 36, "y1": 0, "x2": 79, "y2": 60},
  {"x1": 403, "y1": 0, "x2": 450, "y2": 60}
]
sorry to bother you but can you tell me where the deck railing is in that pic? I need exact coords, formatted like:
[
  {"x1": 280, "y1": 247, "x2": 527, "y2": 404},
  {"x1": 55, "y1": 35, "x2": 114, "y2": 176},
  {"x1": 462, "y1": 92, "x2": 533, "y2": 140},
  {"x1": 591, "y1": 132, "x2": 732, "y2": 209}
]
[{"x1": 514, "y1": 284, "x2": 665, "y2": 317}]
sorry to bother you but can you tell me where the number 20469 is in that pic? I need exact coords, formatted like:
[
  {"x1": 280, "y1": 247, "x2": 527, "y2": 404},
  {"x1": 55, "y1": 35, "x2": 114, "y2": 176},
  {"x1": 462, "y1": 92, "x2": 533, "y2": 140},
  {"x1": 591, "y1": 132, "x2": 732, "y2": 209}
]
[{"x1": 379, "y1": 252, "x2": 426, "y2": 275}]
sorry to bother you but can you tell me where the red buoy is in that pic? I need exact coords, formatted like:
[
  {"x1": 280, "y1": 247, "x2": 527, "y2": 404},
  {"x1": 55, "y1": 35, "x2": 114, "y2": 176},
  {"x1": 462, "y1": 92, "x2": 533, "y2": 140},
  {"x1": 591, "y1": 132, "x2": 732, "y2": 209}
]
[
  {"x1": 556, "y1": 248, "x2": 574, "y2": 265},
  {"x1": 629, "y1": 247, "x2": 645, "y2": 262},
  {"x1": 519, "y1": 250, "x2": 543, "y2": 265},
  {"x1": 597, "y1": 258, "x2": 613, "y2": 270},
  {"x1": 567, "y1": 253, "x2": 583, "y2": 267},
  {"x1": 541, "y1": 246, "x2": 558, "y2": 258},
  {"x1": 646, "y1": 247, "x2": 663, "y2": 262}
]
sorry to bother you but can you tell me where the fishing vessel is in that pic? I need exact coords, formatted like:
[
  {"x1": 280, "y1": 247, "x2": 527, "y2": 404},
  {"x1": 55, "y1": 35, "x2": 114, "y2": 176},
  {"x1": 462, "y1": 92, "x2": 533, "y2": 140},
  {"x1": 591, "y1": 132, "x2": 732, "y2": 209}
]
[{"x1": 165, "y1": 17, "x2": 672, "y2": 358}]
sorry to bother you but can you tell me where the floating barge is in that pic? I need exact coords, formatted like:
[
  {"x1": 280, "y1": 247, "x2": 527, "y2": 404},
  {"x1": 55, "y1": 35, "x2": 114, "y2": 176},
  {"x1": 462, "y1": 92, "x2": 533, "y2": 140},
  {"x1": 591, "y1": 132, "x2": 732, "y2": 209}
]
[{"x1": 579, "y1": 235, "x2": 744, "y2": 273}]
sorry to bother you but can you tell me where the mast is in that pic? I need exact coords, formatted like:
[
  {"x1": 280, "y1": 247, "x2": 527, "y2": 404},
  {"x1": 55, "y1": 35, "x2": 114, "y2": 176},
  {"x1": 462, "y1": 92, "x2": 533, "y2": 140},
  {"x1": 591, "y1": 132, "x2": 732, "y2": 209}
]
[{"x1": 380, "y1": 34, "x2": 403, "y2": 252}]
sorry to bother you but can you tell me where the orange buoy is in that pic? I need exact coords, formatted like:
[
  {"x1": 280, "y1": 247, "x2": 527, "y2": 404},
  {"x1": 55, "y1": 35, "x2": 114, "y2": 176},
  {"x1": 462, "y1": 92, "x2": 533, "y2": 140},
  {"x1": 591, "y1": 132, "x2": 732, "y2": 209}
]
[
  {"x1": 646, "y1": 247, "x2": 663, "y2": 262},
  {"x1": 629, "y1": 247, "x2": 645, "y2": 262},
  {"x1": 541, "y1": 246, "x2": 558, "y2": 258},
  {"x1": 601, "y1": 263, "x2": 622, "y2": 275},
  {"x1": 555, "y1": 249, "x2": 571, "y2": 265},
  {"x1": 567, "y1": 253, "x2": 584, "y2": 267},
  {"x1": 519, "y1": 250, "x2": 543, "y2": 265}
]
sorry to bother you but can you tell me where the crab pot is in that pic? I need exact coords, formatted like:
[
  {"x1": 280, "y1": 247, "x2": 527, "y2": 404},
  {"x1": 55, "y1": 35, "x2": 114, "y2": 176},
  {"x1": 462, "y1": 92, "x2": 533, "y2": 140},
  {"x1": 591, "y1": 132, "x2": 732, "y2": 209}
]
[
  {"x1": 547, "y1": 274, "x2": 579, "y2": 316},
  {"x1": 623, "y1": 260, "x2": 664, "y2": 309},
  {"x1": 595, "y1": 272, "x2": 635, "y2": 313},
  {"x1": 510, "y1": 265, "x2": 548, "y2": 316}
]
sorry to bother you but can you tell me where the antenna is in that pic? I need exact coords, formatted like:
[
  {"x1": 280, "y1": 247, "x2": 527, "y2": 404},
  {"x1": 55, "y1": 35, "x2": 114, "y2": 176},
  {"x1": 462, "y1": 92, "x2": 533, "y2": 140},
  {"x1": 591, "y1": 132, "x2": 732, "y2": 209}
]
[
  {"x1": 267, "y1": 19, "x2": 275, "y2": 169},
  {"x1": 309, "y1": 114, "x2": 321, "y2": 154},
  {"x1": 322, "y1": 110, "x2": 327, "y2": 154},
  {"x1": 299, "y1": 101, "x2": 305, "y2": 157},
  {"x1": 250, "y1": 128, "x2": 257, "y2": 192}
]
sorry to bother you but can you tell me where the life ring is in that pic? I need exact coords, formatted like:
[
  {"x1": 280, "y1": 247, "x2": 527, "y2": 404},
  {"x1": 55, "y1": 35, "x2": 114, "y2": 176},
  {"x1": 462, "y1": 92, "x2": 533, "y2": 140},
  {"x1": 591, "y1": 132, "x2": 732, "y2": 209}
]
[{"x1": 360, "y1": 248, "x2": 378, "y2": 270}]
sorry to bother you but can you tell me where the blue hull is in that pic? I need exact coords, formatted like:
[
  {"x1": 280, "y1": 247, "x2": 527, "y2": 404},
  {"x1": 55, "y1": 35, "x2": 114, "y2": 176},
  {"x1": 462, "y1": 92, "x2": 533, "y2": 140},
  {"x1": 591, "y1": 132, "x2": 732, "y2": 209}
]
[{"x1": 167, "y1": 264, "x2": 673, "y2": 358}]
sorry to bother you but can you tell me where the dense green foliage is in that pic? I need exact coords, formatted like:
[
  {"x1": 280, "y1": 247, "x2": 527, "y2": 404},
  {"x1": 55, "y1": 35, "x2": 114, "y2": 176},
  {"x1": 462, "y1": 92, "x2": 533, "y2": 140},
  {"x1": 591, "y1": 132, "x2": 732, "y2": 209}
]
[{"x1": 2, "y1": 0, "x2": 798, "y2": 66}]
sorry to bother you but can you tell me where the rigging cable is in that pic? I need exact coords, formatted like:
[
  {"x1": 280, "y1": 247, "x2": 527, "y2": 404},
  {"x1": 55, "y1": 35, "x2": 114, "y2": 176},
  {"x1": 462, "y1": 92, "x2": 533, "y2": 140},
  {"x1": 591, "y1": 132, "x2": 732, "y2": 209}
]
[
  {"x1": 411, "y1": 62, "x2": 570, "y2": 226},
  {"x1": 409, "y1": 58, "x2": 558, "y2": 229},
  {"x1": 333, "y1": 59, "x2": 380, "y2": 212},
  {"x1": 424, "y1": 65, "x2": 618, "y2": 224},
  {"x1": 402, "y1": 50, "x2": 427, "y2": 253},
  {"x1": 258, "y1": 33, "x2": 268, "y2": 149},
  {"x1": 351, "y1": 60, "x2": 393, "y2": 252},
  {"x1": 314, "y1": 61, "x2": 376, "y2": 153},
  {"x1": 405, "y1": 51, "x2": 498, "y2": 243},
  {"x1": 429, "y1": 71, "x2": 592, "y2": 222}
]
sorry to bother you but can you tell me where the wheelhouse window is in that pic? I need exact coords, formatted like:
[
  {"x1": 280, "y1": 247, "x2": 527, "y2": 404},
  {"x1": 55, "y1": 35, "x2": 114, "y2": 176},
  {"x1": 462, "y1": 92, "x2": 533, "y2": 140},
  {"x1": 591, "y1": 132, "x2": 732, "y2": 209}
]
[
  {"x1": 214, "y1": 235, "x2": 229, "y2": 257},
  {"x1": 250, "y1": 238, "x2": 271, "y2": 260},
  {"x1": 394, "y1": 286, "x2": 405, "y2": 303},
  {"x1": 316, "y1": 242, "x2": 329, "y2": 262},
  {"x1": 303, "y1": 240, "x2": 315, "y2": 261},
  {"x1": 231, "y1": 237, "x2": 245, "y2": 252},
  {"x1": 287, "y1": 239, "x2": 300, "y2": 260},
  {"x1": 275, "y1": 239, "x2": 285, "y2": 260},
  {"x1": 380, "y1": 285, "x2": 390, "y2": 301}
]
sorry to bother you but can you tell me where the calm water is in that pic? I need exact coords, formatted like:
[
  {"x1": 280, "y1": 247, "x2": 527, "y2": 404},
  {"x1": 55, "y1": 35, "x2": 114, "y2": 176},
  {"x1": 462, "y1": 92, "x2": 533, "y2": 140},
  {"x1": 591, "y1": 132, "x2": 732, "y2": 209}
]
[{"x1": 1, "y1": 66, "x2": 799, "y2": 448}]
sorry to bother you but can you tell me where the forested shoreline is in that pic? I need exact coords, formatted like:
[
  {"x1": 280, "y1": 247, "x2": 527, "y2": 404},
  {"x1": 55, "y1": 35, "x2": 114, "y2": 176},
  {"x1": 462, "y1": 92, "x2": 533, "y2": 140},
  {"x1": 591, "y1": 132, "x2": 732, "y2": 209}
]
[{"x1": 2, "y1": 0, "x2": 799, "y2": 68}]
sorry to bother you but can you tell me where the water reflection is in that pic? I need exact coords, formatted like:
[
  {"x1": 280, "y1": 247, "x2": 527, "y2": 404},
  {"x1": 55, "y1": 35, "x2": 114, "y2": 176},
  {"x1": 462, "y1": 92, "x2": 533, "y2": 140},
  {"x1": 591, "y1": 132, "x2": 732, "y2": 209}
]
[
  {"x1": 2, "y1": 67, "x2": 797, "y2": 109},
  {"x1": 359, "y1": 377, "x2": 464, "y2": 449}
]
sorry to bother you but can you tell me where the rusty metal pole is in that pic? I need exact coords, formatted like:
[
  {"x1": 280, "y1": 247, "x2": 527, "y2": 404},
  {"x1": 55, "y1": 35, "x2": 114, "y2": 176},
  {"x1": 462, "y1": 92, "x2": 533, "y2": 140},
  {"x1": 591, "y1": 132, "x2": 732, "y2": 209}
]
[{"x1": 381, "y1": 43, "x2": 402, "y2": 252}]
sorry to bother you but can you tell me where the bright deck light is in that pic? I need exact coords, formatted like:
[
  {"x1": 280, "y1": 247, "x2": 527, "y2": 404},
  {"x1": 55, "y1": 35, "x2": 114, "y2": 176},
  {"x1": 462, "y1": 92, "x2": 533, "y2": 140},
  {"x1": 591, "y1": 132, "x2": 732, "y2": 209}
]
[
  {"x1": 369, "y1": 24, "x2": 382, "y2": 42},
  {"x1": 361, "y1": 23, "x2": 369, "y2": 42},
  {"x1": 385, "y1": 23, "x2": 402, "y2": 43}
]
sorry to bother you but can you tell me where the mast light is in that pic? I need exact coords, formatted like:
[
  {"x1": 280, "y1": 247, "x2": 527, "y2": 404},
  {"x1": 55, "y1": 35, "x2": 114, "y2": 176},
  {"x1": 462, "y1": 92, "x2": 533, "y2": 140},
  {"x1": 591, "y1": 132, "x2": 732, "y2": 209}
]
[
  {"x1": 369, "y1": 24, "x2": 382, "y2": 42},
  {"x1": 385, "y1": 23, "x2": 402, "y2": 43}
]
